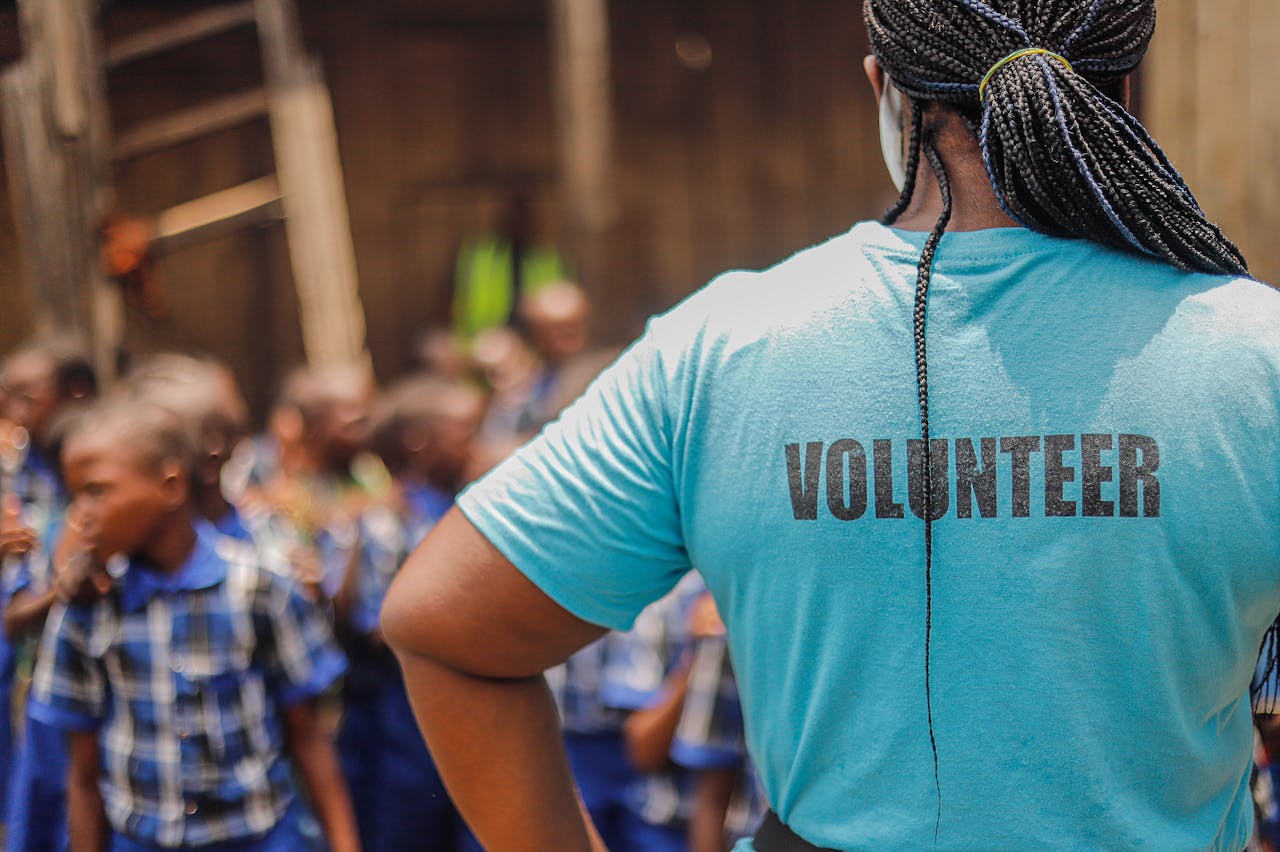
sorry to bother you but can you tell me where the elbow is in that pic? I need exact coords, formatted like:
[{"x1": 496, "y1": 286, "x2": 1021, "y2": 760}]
[{"x1": 380, "y1": 569, "x2": 430, "y2": 660}]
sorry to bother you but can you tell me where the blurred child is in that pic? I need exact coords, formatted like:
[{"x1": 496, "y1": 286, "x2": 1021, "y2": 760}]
[
  {"x1": 224, "y1": 368, "x2": 321, "y2": 499},
  {"x1": 2, "y1": 339, "x2": 97, "y2": 851},
  {"x1": 598, "y1": 573, "x2": 708, "y2": 852},
  {"x1": 0, "y1": 339, "x2": 97, "y2": 506},
  {"x1": 517, "y1": 282, "x2": 618, "y2": 425},
  {"x1": 29, "y1": 398, "x2": 359, "y2": 852},
  {"x1": 544, "y1": 636, "x2": 638, "y2": 852},
  {"x1": 0, "y1": 377, "x2": 13, "y2": 824},
  {"x1": 671, "y1": 596, "x2": 766, "y2": 851},
  {"x1": 273, "y1": 366, "x2": 386, "y2": 599},
  {"x1": 470, "y1": 327, "x2": 543, "y2": 451},
  {"x1": 332, "y1": 376, "x2": 484, "y2": 852},
  {"x1": 123, "y1": 354, "x2": 251, "y2": 540}
]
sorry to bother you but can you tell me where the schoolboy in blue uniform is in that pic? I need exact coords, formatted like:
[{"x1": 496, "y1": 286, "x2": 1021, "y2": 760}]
[
  {"x1": 2, "y1": 340, "x2": 96, "y2": 851},
  {"x1": 124, "y1": 355, "x2": 254, "y2": 544},
  {"x1": 3, "y1": 509, "x2": 72, "y2": 852},
  {"x1": 332, "y1": 377, "x2": 483, "y2": 852},
  {"x1": 30, "y1": 398, "x2": 360, "y2": 852}
]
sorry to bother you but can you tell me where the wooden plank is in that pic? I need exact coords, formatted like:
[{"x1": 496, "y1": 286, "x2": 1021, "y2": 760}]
[
  {"x1": 548, "y1": 0, "x2": 615, "y2": 294},
  {"x1": 0, "y1": 60, "x2": 79, "y2": 333},
  {"x1": 9, "y1": 0, "x2": 119, "y2": 377},
  {"x1": 152, "y1": 175, "x2": 284, "y2": 254},
  {"x1": 1191, "y1": 0, "x2": 1247, "y2": 237},
  {"x1": 62, "y1": 0, "x2": 122, "y2": 384},
  {"x1": 257, "y1": 0, "x2": 369, "y2": 368},
  {"x1": 1247, "y1": 0, "x2": 1280, "y2": 284},
  {"x1": 113, "y1": 87, "x2": 269, "y2": 161},
  {"x1": 105, "y1": 2, "x2": 256, "y2": 68},
  {"x1": 1142, "y1": 0, "x2": 1198, "y2": 175}
]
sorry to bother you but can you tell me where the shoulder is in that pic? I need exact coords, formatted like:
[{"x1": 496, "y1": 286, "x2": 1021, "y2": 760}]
[
  {"x1": 1177, "y1": 275, "x2": 1280, "y2": 339},
  {"x1": 654, "y1": 226, "x2": 876, "y2": 340},
  {"x1": 640, "y1": 225, "x2": 886, "y2": 384},
  {"x1": 1102, "y1": 252, "x2": 1280, "y2": 361},
  {"x1": 212, "y1": 534, "x2": 294, "y2": 615}
]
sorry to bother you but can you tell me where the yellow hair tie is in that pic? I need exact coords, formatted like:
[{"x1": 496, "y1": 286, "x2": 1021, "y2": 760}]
[{"x1": 978, "y1": 48, "x2": 1074, "y2": 102}]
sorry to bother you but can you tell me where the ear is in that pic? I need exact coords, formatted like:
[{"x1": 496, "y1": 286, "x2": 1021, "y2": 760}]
[
  {"x1": 157, "y1": 459, "x2": 191, "y2": 510},
  {"x1": 864, "y1": 55, "x2": 886, "y2": 102}
]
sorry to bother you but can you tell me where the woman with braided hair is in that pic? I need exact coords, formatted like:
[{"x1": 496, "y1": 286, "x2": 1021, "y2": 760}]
[{"x1": 382, "y1": 1, "x2": 1280, "y2": 849}]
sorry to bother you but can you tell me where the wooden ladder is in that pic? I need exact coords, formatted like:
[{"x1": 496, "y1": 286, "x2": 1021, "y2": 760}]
[{"x1": 1, "y1": 0, "x2": 369, "y2": 379}]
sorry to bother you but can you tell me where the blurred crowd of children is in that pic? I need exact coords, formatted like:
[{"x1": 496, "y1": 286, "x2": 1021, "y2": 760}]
[{"x1": 0, "y1": 282, "x2": 764, "y2": 852}]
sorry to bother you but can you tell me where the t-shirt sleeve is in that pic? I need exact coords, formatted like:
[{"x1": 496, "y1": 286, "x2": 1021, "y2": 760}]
[
  {"x1": 28, "y1": 603, "x2": 107, "y2": 732},
  {"x1": 255, "y1": 574, "x2": 348, "y2": 708},
  {"x1": 457, "y1": 320, "x2": 692, "y2": 631}
]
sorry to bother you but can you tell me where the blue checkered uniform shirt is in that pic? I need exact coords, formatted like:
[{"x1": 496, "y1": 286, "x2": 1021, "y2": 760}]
[
  {"x1": 30, "y1": 524, "x2": 347, "y2": 847},
  {"x1": 545, "y1": 636, "x2": 629, "y2": 735},
  {"x1": 345, "y1": 483, "x2": 452, "y2": 636}
]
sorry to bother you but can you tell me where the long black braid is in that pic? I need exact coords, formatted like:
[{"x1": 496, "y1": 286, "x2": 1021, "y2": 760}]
[
  {"x1": 861, "y1": 0, "x2": 1253, "y2": 835},
  {"x1": 914, "y1": 134, "x2": 952, "y2": 842},
  {"x1": 866, "y1": 0, "x2": 1247, "y2": 274}
]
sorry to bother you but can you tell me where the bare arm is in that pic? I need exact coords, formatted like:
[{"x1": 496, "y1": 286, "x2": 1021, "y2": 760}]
[
  {"x1": 689, "y1": 768, "x2": 738, "y2": 852},
  {"x1": 3, "y1": 586, "x2": 57, "y2": 642},
  {"x1": 283, "y1": 700, "x2": 361, "y2": 852},
  {"x1": 67, "y1": 730, "x2": 107, "y2": 852},
  {"x1": 622, "y1": 661, "x2": 693, "y2": 772},
  {"x1": 381, "y1": 506, "x2": 610, "y2": 852}
]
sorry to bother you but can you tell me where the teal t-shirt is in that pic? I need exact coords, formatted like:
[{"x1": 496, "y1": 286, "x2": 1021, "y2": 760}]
[{"x1": 458, "y1": 221, "x2": 1280, "y2": 850}]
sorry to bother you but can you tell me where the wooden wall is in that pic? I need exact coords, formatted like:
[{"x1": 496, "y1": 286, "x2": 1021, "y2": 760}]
[
  {"x1": 5, "y1": 2, "x2": 1278, "y2": 418},
  {"x1": 0, "y1": 4, "x2": 32, "y2": 355},
  {"x1": 1145, "y1": 0, "x2": 1280, "y2": 285},
  {"x1": 0, "y1": 0, "x2": 893, "y2": 417},
  {"x1": 309, "y1": 0, "x2": 893, "y2": 351}
]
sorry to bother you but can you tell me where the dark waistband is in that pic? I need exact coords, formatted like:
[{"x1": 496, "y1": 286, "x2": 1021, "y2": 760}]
[
  {"x1": 754, "y1": 811, "x2": 837, "y2": 852},
  {"x1": 755, "y1": 810, "x2": 1250, "y2": 852}
]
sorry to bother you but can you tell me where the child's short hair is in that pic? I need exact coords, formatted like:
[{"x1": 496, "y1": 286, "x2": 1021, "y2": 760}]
[
  {"x1": 275, "y1": 364, "x2": 372, "y2": 433},
  {"x1": 4, "y1": 335, "x2": 98, "y2": 401},
  {"x1": 64, "y1": 395, "x2": 199, "y2": 476},
  {"x1": 125, "y1": 353, "x2": 248, "y2": 450},
  {"x1": 370, "y1": 375, "x2": 480, "y2": 474}
]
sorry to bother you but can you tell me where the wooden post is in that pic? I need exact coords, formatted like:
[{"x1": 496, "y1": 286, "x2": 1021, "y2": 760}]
[
  {"x1": 3, "y1": 0, "x2": 121, "y2": 381},
  {"x1": 548, "y1": 0, "x2": 616, "y2": 294},
  {"x1": 1246, "y1": 0, "x2": 1280, "y2": 283},
  {"x1": 1145, "y1": 0, "x2": 1280, "y2": 285},
  {"x1": 0, "y1": 60, "x2": 79, "y2": 336},
  {"x1": 256, "y1": 0, "x2": 369, "y2": 370}
]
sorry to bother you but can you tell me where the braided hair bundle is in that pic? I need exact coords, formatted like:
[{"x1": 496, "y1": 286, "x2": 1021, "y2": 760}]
[{"x1": 860, "y1": 0, "x2": 1252, "y2": 837}]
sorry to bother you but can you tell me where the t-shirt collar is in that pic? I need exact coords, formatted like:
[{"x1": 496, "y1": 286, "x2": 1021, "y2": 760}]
[{"x1": 118, "y1": 522, "x2": 227, "y2": 613}]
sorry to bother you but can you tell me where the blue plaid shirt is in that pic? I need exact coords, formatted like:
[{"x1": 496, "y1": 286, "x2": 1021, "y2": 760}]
[
  {"x1": 545, "y1": 636, "x2": 629, "y2": 735},
  {"x1": 1, "y1": 446, "x2": 64, "y2": 601},
  {"x1": 30, "y1": 524, "x2": 347, "y2": 847},
  {"x1": 1, "y1": 450, "x2": 66, "y2": 673},
  {"x1": 343, "y1": 482, "x2": 452, "y2": 636}
]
